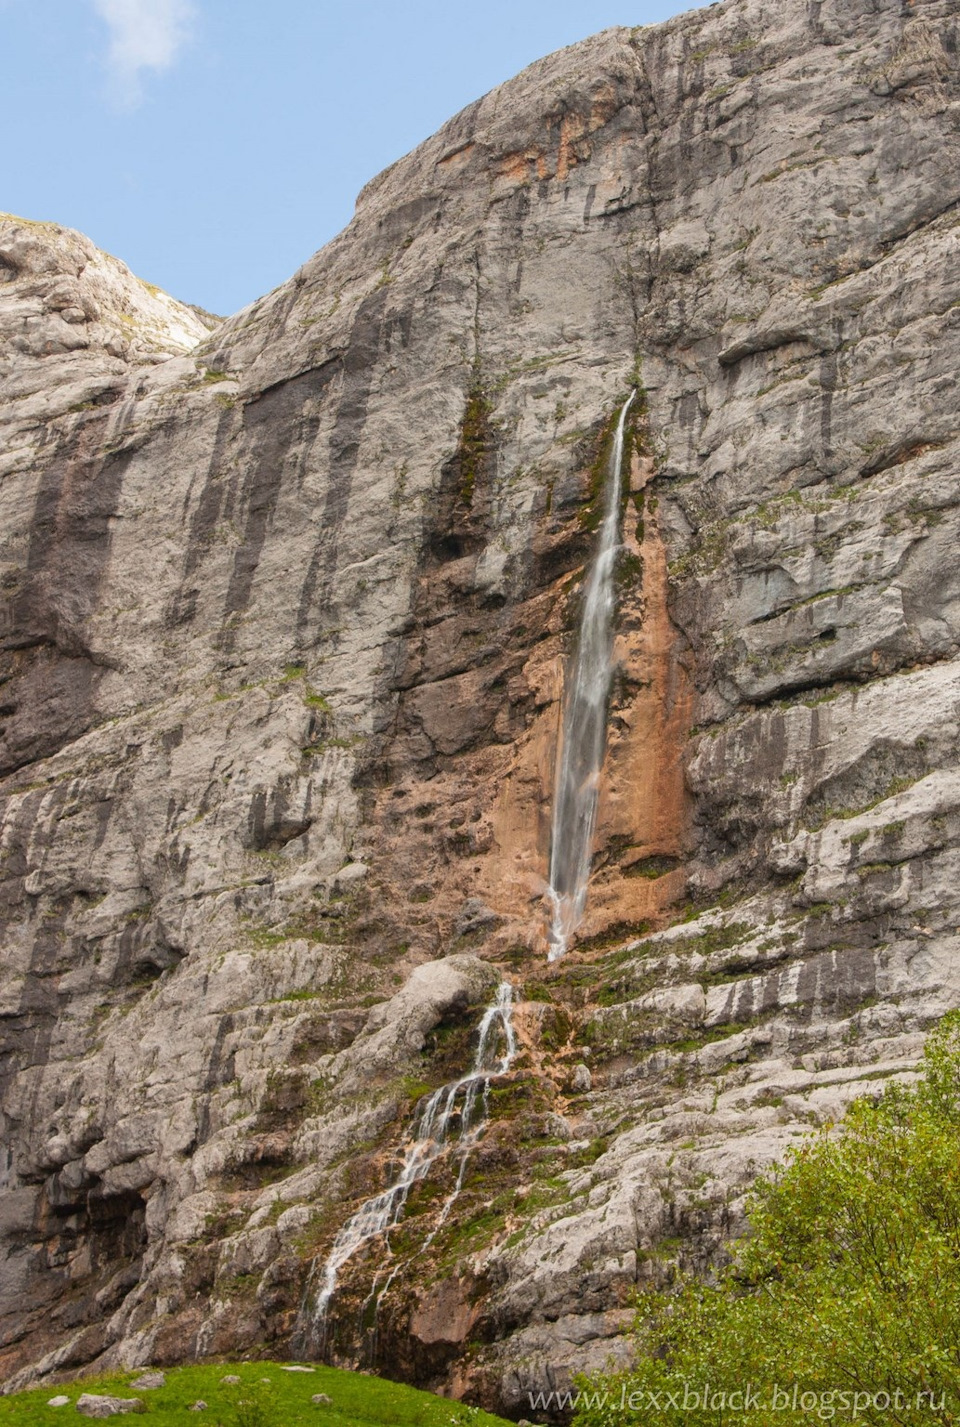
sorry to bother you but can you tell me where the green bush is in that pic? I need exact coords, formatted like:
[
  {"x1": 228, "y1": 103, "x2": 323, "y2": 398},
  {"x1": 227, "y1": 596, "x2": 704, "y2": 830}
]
[{"x1": 575, "y1": 1013, "x2": 960, "y2": 1426}]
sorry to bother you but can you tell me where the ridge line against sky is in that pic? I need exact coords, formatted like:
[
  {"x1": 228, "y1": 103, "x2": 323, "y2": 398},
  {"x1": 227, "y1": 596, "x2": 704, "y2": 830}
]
[{"x1": 5, "y1": 0, "x2": 691, "y2": 315}]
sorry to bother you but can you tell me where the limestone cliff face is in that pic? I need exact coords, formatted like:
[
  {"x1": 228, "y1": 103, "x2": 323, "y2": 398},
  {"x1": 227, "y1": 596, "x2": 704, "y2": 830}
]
[{"x1": 2, "y1": 0, "x2": 960, "y2": 1411}]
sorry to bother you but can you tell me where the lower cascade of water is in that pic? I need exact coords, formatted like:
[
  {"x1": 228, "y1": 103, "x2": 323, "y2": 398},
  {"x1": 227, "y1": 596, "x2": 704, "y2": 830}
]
[
  {"x1": 304, "y1": 982, "x2": 517, "y2": 1347},
  {"x1": 546, "y1": 390, "x2": 636, "y2": 960}
]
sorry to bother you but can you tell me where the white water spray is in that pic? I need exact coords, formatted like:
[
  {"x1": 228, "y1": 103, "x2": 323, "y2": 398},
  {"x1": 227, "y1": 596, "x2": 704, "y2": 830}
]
[
  {"x1": 546, "y1": 391, "x2": 636, "y2": 960},
  {"x1": 307, "y1": 982, "x2": 516, "y2": 1342}
]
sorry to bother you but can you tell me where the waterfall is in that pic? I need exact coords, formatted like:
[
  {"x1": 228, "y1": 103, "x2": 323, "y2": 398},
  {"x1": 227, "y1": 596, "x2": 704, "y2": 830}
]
[
  {"x1": 301, "y1": 388, "x2": 634, "y2": 1350},
  {"x1": 546, "y1": 391, "x2": 636, "y2": 960},
  {"x1": 305, "y1": 982, "x2": 517, "y2": 1346}
]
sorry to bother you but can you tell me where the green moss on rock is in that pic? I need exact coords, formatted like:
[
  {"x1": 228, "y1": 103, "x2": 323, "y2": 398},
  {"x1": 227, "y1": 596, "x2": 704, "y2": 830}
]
[{"x1": 457, "y1": 384, "x2": 493, "y2": 506}]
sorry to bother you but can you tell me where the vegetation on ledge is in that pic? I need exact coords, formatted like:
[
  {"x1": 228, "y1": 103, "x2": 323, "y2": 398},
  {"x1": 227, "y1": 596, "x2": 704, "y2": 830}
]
[{"x1": 456, "y1": 382, "x2": 493, "y2": 507}]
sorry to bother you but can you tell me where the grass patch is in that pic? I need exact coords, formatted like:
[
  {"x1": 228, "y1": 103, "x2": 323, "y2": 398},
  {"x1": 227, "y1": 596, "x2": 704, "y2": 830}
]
[
  {"x1": 575, "y1": 919, "x2": 654, "y2": 954},
  {"x1": 805, "y1": 774, "x2": 923, "y2": 831},
  {"x1": 0, "y1": 1362, "x2": 512, "y2": 1426},
  {"x1": 599, "y1": 921, "x2": 753, "y2": 970}
]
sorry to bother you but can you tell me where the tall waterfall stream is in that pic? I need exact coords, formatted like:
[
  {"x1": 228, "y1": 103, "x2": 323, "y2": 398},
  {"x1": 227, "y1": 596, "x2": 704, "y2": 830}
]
[
  {"x1": 305, "y1": 392, "x2": 633, "y2": 1349},
  {"x1": 547, "y1": 391, "x2": 635, "y2": 958}
]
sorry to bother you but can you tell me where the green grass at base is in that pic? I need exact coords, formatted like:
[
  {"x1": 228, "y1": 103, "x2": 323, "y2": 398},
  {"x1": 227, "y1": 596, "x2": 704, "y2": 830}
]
[{"x1": 0, "y1": 1362, "x2": 513, "y2": 1427}]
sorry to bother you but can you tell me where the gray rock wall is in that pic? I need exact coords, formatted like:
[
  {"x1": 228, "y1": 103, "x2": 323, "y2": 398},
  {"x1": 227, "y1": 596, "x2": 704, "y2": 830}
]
[{"x1": 1, "y1": 0, "x2": 960, "y2": 1413}]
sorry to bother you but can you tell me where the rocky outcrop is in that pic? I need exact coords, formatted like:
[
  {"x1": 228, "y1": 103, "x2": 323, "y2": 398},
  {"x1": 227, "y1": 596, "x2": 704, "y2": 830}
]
[{"x1": 2, "y1": 0, "x2": 960, "y2": 1416}]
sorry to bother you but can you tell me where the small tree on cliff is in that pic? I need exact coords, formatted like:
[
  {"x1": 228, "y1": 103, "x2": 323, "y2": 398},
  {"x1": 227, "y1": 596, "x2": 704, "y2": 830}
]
[{"x1": 574, "y1": 1013, "x2": 960, "y2": 1427}]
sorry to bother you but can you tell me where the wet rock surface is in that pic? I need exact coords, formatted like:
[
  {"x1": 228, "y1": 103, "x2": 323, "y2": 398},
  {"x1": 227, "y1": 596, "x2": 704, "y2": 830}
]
[{"x1": 2, "y1": 0, "x2": 960, "y2": 1416}]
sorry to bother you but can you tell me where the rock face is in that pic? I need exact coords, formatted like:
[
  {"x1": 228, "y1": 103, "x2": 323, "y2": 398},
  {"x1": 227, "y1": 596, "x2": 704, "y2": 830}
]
[
  {"x1": 75, "y1": 1395, "x2": 145, "y2": 1418},
  {"x1": 2, "y1": 0, "x2": 960, "y2": 1414}
]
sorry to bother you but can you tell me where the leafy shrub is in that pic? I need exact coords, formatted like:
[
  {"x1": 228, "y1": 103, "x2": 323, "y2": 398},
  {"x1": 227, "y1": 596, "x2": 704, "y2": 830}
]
[{"x1": 576, "y1": 1013, "x2": 960, "y2": 1426}]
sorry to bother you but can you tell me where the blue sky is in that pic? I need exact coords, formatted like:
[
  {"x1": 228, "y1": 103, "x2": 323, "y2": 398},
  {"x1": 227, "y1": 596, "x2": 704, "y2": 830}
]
[{"x1": 5, "y1": 0, "x2": 690, "y2": 315}]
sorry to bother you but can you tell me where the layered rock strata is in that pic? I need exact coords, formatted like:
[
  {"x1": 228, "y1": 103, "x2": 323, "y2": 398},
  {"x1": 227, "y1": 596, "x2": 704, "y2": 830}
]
[{"x1": 2, "y1": 0, "x2": 960, "y2": 1415}]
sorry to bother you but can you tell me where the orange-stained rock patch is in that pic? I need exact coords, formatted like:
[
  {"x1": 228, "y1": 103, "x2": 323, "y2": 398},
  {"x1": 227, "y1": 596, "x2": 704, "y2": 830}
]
[{"x1": 580, "y1": 459, "x2": 695, "y2": 940}]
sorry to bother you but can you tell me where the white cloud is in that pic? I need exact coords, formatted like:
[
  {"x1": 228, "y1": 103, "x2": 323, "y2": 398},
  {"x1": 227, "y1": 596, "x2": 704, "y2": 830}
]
[{"x1": 93, "y1": 0, "x2": 196, "y2": 105}]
